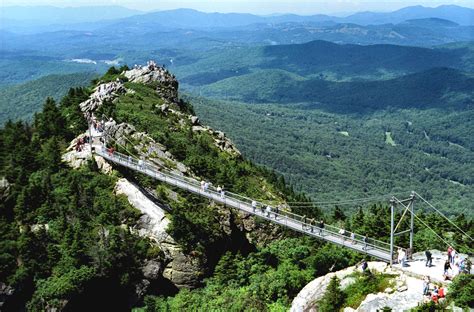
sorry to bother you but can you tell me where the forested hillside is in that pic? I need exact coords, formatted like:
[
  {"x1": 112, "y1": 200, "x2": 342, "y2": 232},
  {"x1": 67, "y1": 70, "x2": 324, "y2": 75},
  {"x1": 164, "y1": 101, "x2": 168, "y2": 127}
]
[
  {"x1": 0, "y1": 72, "x2": 97, "y2": 125},
  {"x1": 176, "y1": 41, "x2": 473, "y2": 86},
  {"x1": 190, "y1": 95, "x2": 474, "y2": 217},
  {"x1": 199, "y1": 67, "x2": 474, "y2": 111}
]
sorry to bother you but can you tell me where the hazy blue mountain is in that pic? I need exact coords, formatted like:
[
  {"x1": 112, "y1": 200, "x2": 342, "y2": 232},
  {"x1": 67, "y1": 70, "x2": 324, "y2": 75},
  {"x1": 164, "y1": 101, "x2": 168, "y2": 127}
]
[
  {"x1": 344, "y1": 5, "x2": 474, "y2": 26},
  {"x1": 0, "y1": 5, "x2": 142, "y2": 25},
  {"x1": 106, "y1": 5, "x2": 474, "y2": 29}
]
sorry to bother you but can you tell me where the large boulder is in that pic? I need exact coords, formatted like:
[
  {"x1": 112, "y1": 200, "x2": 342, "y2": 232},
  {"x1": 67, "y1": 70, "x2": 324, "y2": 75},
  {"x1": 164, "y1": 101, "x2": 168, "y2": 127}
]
[{"x1": 125, "y1": 61, "x2": 179, "y2": 103}]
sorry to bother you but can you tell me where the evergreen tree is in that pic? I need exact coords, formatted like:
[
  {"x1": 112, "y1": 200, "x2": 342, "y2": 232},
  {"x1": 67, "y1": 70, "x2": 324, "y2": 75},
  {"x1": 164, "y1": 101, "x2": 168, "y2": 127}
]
[
  {"x1": 34, "y1": 98, "x2": 65, "y2": 139},
  {"x1": 318, "y1": 276, "x2": 346, "y2": 312}
]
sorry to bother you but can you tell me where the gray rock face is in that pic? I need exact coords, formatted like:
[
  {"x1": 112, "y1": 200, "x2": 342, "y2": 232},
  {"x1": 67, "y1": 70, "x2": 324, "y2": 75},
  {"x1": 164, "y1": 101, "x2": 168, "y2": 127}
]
[
  {"x1": 103, "y1": 122, "x2": 136, "y2": 146},
  {"x1": 116, "y1": 178, "x2": 203, "y2": 289},
  {"x1": 291, "y1": 262, "x2": 390, "y2": 312},
  {"x1": 125, "y1": 61, "x2": 179, "y2": 103},
  {"x1": 142, "y1": 260, "x2": 163, "y2": 280},
  {"x1": 0, "y1": 177, "x2": 11, "y2": 201},
  {"x1": 80, "y1": 81, "x2": 126, "y2": 114}
]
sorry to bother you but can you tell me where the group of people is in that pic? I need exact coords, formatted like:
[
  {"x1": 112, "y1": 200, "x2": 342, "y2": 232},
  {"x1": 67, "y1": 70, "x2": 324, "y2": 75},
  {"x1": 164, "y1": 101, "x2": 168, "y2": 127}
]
[
  {"x1": 442, "y1": 246, "x2": 471, "y2": 280},
  {"x1": 251, "y1": 201, "x2": 274, "y2": 218},
  {"x1": 75, "y1": 136, "x2": 91, "y2": 152},
  {"x1": 200, "y1": 181, "x2": 225, "y2": 199},
  {"x1": 424, "y1": 246, "x2": 471, "y2": 281},
  {"x1": 422, "y1": 276, "x2": 446, "y2": 304},
  {"x1": 91, "y1": 116, "x2": 106, "y2": 133}
]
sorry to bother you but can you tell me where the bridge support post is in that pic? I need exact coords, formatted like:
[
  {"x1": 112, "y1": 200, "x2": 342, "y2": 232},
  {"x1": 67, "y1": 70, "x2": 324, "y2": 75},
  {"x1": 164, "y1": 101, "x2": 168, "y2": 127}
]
[
  {"x1": 409, "y1": 191, "x2": 415, "y2": 257},
  {"x1": 390, "y1": 198, "x2": 395, "y2": 266}
]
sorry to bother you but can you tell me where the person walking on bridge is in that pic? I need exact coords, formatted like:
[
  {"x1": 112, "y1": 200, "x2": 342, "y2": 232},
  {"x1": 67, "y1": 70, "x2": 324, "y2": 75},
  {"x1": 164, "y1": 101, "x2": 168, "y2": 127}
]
[
  {"x1": 252, "y1": 200, "x2": 257, "y2": 213},
  {"x1": 363, "y1": 235, "x2": 368, "y2": 250},
  {"x1": 266, "y1": 205, "x2": 272, "y2": 217},
  {"x1": 318, "y1": 219, "x2": 324, "y2": 235}
]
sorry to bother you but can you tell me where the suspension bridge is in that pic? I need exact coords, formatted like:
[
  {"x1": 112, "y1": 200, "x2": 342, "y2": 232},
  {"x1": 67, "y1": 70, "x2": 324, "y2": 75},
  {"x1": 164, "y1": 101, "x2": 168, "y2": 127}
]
[{"x1": 85, "y1": 119, "x2": 472, "y2": 266}]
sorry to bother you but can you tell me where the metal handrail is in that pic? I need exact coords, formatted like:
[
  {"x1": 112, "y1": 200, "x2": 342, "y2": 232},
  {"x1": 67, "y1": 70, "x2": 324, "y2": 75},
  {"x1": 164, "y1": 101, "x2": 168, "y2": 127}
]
[{"x1": 95, "y1": 148, "x2": 399, "y2": 258}]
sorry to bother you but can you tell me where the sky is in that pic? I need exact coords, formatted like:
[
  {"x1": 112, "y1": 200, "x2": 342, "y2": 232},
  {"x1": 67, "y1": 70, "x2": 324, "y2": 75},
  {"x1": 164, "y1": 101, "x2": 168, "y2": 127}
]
[{"x1": 2, "y1": 0, "x2": 474, "y2": 15}]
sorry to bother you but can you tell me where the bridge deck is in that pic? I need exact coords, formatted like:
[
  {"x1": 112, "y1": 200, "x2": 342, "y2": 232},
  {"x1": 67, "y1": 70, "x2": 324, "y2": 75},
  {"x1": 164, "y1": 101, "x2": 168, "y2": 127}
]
[{"x1": 95, "y1": 148, "x2": 394, "y2": 262}]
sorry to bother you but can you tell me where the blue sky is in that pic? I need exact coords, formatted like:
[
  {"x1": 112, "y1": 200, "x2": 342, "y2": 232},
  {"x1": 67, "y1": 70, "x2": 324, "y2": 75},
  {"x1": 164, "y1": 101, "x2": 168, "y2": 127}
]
[{"x1": 2, "y1": 0, "x2": 473, "y2": 15}]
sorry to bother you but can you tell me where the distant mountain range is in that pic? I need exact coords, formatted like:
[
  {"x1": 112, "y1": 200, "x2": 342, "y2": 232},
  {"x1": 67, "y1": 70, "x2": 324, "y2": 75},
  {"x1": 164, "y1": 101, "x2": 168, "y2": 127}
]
[
  {"x1": 0, "y1": 5, "x2": 142, "y2": 25},
  {"x1": 175, "y1": 40, "x2": 474, "y2": 86},
  {"x1": 1, "y1": 5, "x2": 473, "y2": 34}
]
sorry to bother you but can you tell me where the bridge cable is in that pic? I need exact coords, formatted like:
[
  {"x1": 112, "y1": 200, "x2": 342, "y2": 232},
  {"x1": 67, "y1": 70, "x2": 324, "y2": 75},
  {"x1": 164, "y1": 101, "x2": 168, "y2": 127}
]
[{"x1": 414, "y1": 192, "x2": 473, "y2": 241}]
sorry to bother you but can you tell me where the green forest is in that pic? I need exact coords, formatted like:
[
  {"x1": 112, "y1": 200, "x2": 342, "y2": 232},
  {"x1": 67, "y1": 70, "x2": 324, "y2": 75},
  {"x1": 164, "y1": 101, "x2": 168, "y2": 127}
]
[
  {"x1": 0, "y1": 72, "x2": 96, "y2": 125},
  {"x1": 1, "y1": 68, "x2": 473, "y2": 310}
]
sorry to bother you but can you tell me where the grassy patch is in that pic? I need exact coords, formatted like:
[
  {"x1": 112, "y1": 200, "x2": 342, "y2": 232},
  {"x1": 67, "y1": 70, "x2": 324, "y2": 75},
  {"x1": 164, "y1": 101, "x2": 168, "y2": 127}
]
[
  {"x1": 385, "y1": 131, "x2": 396, "y2": 146},
  {"x1": 343, "y1": 272, "x2": 396, "y2": 309}
]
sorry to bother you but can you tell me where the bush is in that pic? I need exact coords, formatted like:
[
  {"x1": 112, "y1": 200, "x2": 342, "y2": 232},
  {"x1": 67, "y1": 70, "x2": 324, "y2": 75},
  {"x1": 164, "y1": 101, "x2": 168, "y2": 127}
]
[{"x1": 448, "y1": 274, "x2": 474, "y2": 308}]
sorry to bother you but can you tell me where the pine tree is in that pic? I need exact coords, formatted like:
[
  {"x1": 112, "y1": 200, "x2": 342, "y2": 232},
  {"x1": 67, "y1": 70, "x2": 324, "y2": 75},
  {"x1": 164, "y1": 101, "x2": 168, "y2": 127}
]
[{"x1": 318, "y1": 276, "x2": 346, "y2": 312}]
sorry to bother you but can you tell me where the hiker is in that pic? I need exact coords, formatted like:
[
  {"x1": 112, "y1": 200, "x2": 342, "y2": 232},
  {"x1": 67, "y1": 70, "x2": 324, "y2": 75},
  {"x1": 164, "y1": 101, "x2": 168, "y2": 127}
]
[
  {"x1": 363, "y1": 235, "x2": 368, "y2": 250},
  {"x1": 361, "y1": 259, "x2": 368, "y2": 272},
  {"x1": 216, "y1": 185, "x2": 222, "y2": 195},
  {"x1": 138, "y1": 159, "x2": 143, "y2": 169},
  {"x1": 443, "y1": 260, "x2": 452, "y2": 276},
  {"x1": 302, "y1": 215, "x2": 307, "y2": 229},
  {"x1": 350, "y1": 232, "x2": 355, "y2": 244},
  {"x1": 266, "y1": 205, "x2": 272, "y2": 217},
  {"x1": 318, "y1": 220, "x2": 324, "y2": 235},
  {"x1": 453, "y1": 258, "x2": 461, "y2": 277},
  {"x1": 204, "y1": 182, "x2": 209, "y2": 192},
  {"x1": 451, "y1": 248, "x2": 456, "y2": 264},
  {"x1": 431, "y1": 289, "x2": 439, "y2": 304},
  {"x1": 200, "y1": 180, "x2": 205, "y2": 191},
  {"x1": 398, "y1": 248, "x2": 407, "y2": 267},
  {"x1": 251, "y1": 200, "x2": 257, "y2": 213},
  {"x1": 447, "y1": 246, "x2": 453, "y2": 263},
  {"x1": 438, "y1": 286, "x2": 445, "y2": 299},
  {"x1": 275, "y1": 206, "x2": 279, "y2": 218},
  {"x1": 425, "y1": 250, "x2": 433, "y2": 267},
  {"x1": 339, "y1": 228, "x2": 346, "y2": 241},
  {"x1": 220, "y1": 186, "x2": 225, "y2": 199},
  {"x1": 422, "y1": 276, "x2": 430, "y2": 296},
  {"x1": 309, "y1": 218, "x2": 314, "y2": 232}
]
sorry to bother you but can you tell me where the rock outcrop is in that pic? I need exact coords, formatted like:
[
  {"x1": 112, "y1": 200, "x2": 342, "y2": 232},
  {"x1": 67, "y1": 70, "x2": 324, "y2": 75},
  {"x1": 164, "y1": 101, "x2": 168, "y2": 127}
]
[
  {"x1": 80, "y1": 80, "x2": 126, "y2": 114},
  {"x1": 125, "y1": 61, "x2": 179, "y2": 103},
  {"x1": 115, "y1": 178, "x2": 202, "y2": 289},
  {"x1": 291, "y1": 262, "x2": 391, "y2": 312}
]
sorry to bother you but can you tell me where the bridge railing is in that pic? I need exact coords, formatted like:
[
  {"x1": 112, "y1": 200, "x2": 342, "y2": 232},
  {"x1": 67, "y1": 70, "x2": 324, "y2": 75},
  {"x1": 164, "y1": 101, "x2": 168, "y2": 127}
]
[{"x1": 96, "y1": 148, "x2": 399, "y2": 256}]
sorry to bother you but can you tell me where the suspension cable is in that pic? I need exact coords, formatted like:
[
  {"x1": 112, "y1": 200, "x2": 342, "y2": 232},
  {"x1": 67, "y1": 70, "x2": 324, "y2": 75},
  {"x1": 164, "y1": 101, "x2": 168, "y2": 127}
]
[{"x1": 414, "y1": 192, "x2": 473, "y2": 241}]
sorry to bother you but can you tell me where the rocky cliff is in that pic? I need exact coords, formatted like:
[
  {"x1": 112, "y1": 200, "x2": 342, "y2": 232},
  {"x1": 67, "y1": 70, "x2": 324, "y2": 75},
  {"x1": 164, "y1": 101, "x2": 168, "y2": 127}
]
[{"x1": 62, "y1": 61, "x2": 284, "y2": 292}]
